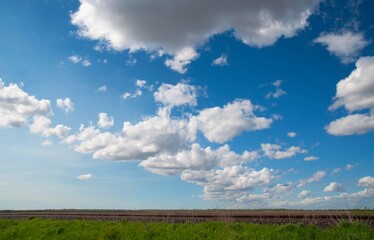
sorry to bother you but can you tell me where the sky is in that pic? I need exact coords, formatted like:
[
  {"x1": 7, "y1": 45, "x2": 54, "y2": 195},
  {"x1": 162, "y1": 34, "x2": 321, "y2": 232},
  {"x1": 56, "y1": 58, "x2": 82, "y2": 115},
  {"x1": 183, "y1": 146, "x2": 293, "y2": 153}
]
[{"x1": 0, "y1": 0, "x2": 374, "y2": 210}]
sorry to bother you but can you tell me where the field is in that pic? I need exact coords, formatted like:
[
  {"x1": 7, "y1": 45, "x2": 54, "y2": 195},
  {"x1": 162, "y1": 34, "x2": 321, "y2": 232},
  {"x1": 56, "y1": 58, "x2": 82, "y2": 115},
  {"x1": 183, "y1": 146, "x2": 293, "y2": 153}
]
[
  {"x1": 1, "y1": 218, "x2": 374, "y2": 240},
  {"x1": 1, "y1": 210, "x2": 373, "y2": 239}
]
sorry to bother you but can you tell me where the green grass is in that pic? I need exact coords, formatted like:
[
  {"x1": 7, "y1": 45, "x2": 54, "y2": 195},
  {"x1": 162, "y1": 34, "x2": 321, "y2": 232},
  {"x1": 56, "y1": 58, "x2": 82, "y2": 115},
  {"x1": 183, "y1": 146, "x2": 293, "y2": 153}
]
[{"x1": 0, "y1": 219, "x2": 373, "y2": 240}]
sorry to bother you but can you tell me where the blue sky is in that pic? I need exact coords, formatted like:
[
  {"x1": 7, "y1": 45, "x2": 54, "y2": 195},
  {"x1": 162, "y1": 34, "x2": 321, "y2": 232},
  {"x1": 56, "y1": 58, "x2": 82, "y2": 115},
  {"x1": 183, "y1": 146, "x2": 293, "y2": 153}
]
[{"x1": 1, "y1": 0, "x2": 374, "y2": 210}]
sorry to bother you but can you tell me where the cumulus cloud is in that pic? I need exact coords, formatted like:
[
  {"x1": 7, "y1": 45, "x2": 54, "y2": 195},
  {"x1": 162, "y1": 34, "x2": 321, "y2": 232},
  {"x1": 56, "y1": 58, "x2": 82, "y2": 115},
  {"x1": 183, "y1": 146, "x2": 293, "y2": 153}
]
[
  {"x1": 298, "y1": 190, "x2": 311, "y2": 199},
  {"x1": 298, "y1": 170, "x2": 326, "y2": 187},
  {"x1": 261, "y1": 143, "x2": 307, "y2": 160},
  {"x1": 191, "y1": 99, "x2": 272, "y2": 143},
  {"x1": 304, "y1": 156, "x2": 319, "y2": 161},
  {"x1": 122, "y1": 89, "x2": 142, "y2": 100},
  {"x1": 97, "y1": 85, "x2": 107, "y2": 92},
  {"x1": 331, "y1": 168, "x2": 341, "y2": 175},
  {"x1": 154, "y1": 83, "x2": 198, "y2": 108},
  {"x1": 136, "y1": 80, "x2": 147, "y2": 88},
  {"x1": 324, "y1": 182, "x2": 345, "y2": 192},
  {"x1": 181, "y1": 166, "x2": 275, "y2": 201},
  {"x1": 69, "y1": 108, "x2": 192, "y2": 161},
  {"x1": 263, "y1": 182, "x2": 295, "y2": 195},
  {"x1": 71, "y1": 0, "x2": 319, "y2": 73},
  {"x1": 97, "y1": 113, "x2": 114, "y2": 129},
  {"x1": 287, "y1": 132, "x2": 297, "y2": 138},
  {"x1": 358, "y1": 176, "x2": 374, "y2": 188},
  {"x1": 326, "y1": 114, "x2": 374, "y2": 136},
  {"x1": 212, "y1": 54, "x2": 228, "y2": 66},
  {"x1": 68, "y1": 55, "x2": 91, "y2": 67},
  {"x1": 346, "y1": 164, "x2": 354, "y2": 171},
  {"x1": 314, "y1": 31, "x2": 369, "y2": 63},
  {"x1": 77, "y1": 173, "x2": 93, "y2": 180},
  {"x1": 266, "y1": 80, "x2": 286, "y2": 99},
  {"x1": 329, "y1": 57, "x2": 374, "y2": 112},
  {"x1": 139, "y1": 143, "x2": 258, "y2": 175},
  {"x1": 0, "y1": 79, "x2": 52, "y2": 128},
  {"x1": 326, "y1": 56, "x2": 374, "y2": 135},
  {"x1": 41, "y1": 139, "x2": 53, "y2": 146},
  {"x1": 29, "y1": 116, "x2": 71, "y2": 139},
  {"x1": 56, "y1": 98, "x2": 75, "y2": 113},
  {"x1": 165, "y1": 48, "x2": 198, "y2": 73}
]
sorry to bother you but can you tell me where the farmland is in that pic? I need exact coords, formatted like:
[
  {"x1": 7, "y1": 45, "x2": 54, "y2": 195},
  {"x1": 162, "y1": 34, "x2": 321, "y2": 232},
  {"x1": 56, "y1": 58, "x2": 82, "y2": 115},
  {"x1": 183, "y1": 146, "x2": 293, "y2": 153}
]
[
  {"x1": 1, "y1": 210, "x2": 373, "y2": 229},
  {"x1": 1, "y1": 217, "x2": 373, "y2": 240}
]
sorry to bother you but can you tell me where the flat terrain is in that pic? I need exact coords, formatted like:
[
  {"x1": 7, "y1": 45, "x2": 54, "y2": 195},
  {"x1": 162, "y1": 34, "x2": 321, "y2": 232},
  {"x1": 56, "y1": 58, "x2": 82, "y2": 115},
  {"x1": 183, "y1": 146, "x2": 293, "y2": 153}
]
[{"x1": 1, "y1": 210, "x2": 373, "y2": 229}]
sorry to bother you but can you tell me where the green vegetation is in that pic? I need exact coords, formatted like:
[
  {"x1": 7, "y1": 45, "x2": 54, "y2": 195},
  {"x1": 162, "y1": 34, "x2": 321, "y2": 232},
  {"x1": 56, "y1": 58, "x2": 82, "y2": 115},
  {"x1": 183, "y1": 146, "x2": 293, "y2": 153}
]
[{"x1": 0, "y1": 219, "x2": 373, "y2": 240}]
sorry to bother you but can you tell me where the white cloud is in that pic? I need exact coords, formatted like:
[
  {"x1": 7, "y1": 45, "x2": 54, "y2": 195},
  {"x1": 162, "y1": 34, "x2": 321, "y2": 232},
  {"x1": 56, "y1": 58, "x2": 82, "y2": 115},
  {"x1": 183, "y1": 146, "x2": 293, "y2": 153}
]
[
  {"x1": 68, "y1": 55, "x2": 81, "y2": 63},
  {"x1": 69, "y1": 108, "x2": 193, "y2": 161},
  {"x1": 165, "y1": 48, "x2": 198, "y2": 74},
  {"x1": 298, "y1": 190, "x2": 311, "y2": 199},
  {"x1": 331, "y1": 168, "x2": 341, "y2": 175},
  {"x1": 56, "y1": 98, "x2": 75, "y2": 113},
  {"x1": 29, "y1": 116, "x2": 71, "y2": 139},
  {"x1": 263, "y1": 182, "x2": 295, "y2": 195},
  {"x1": 287, "y1": 132, "x2": 297, "y2": 138},
  {"x1": 358, "y1": 176, "x2": 374, "y2": 188},
  {"x1": 304, "y1": 156, "x2": 319, "y2": 161},
  {"x1": 122, "y1": 92, "x2": 131, "y2": 100},
  {"x1": 181, "y1": 166, "x2": 275, "y2": 201},
  {"x1": 71, "y1": 0, "x2": 319, "y2": 73},
  {"x1": 329, "y1": 57, "x2": 374, "y2": 112},
  {"x1": 136, "y1": 80, "x2": 147, "y2": 88},
  {"x1": 212, "y1": 54, "x2": 228, "y2": 66},
  {"x1": 97, "y1": 113, "x2": 114, "y2": 129},
  {"x1": 154, "y1": 82, "x2": 197, "y2": 108},
  {"x1": 324, "y1": 182, "x2": 345, "y2": 192},
  {"x1": 266, "y1": 80, "x2": 286, "y2": 99},
  {"x1": 346, "y1": 164, "x2": 354, "y2": 171},
  {"x1": 191, "y1": 99, "x2": 272, "y2": 143},
  {"x1": 122, "y1": 90, "x2": 142, "y2": 100},
  {"x1": 82, "y1": 59, "x2": 92, "y2": 67},
  {"x1": 314, "y1": 31, "x2": 369, "y2": 63},
  {"x1": 41, "y1": 139, "x2": 53, "y2": 146},
  {"x1": 261, "y1": 143, "x2": 307, "y2": 160},
  {"x1": 126, "y1": 55, "x2": 137, "y2": 66},
  {"x1": 298, "y1": 170, "x2": 326, "y2": 187},
  {"x1": 97, "y1": 85, "x2": 107, "y2": 92},
  {"x1": 68, "y1": 55, "x2": 92, "y2": 67},
  {"x1": 325, "y1": 113, "x2": 374, "y2": 136},
  {"x1": 326, "y1": 56, "x2": 374, "y2": 136},
  {"x1": 139, "y1": 143, "x2": 258, "y2": 175},
  {"x1": 0, "y1": 79, "x2": 52, "y2": 128},
  {"x1": 77, "y1": 173, "x2": 93, "y2": 180}
]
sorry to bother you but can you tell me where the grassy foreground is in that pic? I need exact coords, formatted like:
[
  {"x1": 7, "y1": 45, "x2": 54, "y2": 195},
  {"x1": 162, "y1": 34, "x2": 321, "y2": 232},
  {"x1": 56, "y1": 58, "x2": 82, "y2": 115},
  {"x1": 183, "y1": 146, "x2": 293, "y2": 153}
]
[{"x1": 0, "y1": 219, "x2": 373, "y2": 240}]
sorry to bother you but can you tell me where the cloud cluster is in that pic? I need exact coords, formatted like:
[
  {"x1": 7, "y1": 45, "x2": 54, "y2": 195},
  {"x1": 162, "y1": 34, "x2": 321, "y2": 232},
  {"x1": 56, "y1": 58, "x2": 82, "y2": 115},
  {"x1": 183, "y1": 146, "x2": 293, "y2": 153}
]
[
  {"x1": 56, "y1": 98, "x2": 75, "y2": 113},
  {"x1": 190, "y1": 100, "x2": 273, "y2": 143},
  {"x1": 326, "y1": 56, "x2": 374, "y2": 136},
  {"x1": 0, "y1": 79, "x2": 52, "y2": 127},
  {"x1": 212, "y1": 54, "x2": 228, "y2": 66},
  {"x1": 0, "y1": 79, "x2": 72, "y2": 144},
  {"x1": 266, "y1": 80, "x2": 287, "y2": 99},
  {"x1": 298, "y1": 170, "x2": 326, "y2": 187},
  {"x1": 77, "y1": 173, "x2": 93, "y2": 180},
  {"x1": 304, "y1": 156, "x2": 319, "y2": 161},
  {"x1": 314, "y1": 31, "x2": 369, "y2": 64},
  {"x1": 324, "y1": 182, "x2": 345, "y2": 192},
  {"x1": 261, "y1": 143, "x2": 306, "y2": 160},
  {"x1": 154, "y1": 83, "x2": 198, "y2": 108},
  {"x1": 97, "y1": 113, "x2": 114, "y2": 129},
  {"x1": 71, "y1": 0, "x2": 320, "y2": 73},
  {"x1": 29, "y1": 116, "x2": 71, "y2": 139},
  {"x1": 140, "y1": 143, "x2": 258, "y2": 175},
  {"x1": 182, "y1": 166, "x2": 275, "y2": 201},
  {"x1": 68, "y1": 55, "x2": 92, "y2": 67}
]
